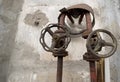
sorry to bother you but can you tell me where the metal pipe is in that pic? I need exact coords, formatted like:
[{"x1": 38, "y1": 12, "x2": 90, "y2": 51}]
[
  {"x1": 85, "y1": 12, "x2": 92, "y2": 32},
  {"x1": 89, "y1": 61, "x2": 97, "y2": 82},
  {"x1": 57, "y1": 56, "x2": 63, "y2": 82},
  {"x1": 97, "y1": 58, "x2": 105, "y2": 82}
]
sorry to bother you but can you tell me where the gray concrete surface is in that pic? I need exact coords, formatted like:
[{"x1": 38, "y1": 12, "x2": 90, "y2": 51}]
[
  {"x1": 8, "y1": 60, "x2": 90, "y2": 82},
  {"x1": 0, "y1": 0, "x2": 120, "y2": 82},
  {"x1": 0, "y1": 0, "x2": 24, "y2": 82}
]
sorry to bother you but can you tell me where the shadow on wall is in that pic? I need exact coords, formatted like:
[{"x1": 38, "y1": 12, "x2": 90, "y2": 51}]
[{"x1": 0, "y1": 0, "x2": 24, "y2": 82}]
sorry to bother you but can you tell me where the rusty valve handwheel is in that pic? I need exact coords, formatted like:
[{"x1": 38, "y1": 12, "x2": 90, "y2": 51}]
[
  {"x1": 86, "y1": 29, "x2": 117, "y2": 58},
  {"x1": 40, "y1": 23, "x2": 71, "y2": 53}
]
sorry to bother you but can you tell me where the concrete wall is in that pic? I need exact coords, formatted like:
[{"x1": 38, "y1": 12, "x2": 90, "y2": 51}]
[
  {"x1": 0, "y1": 0, "x2": 120, "y2": 82},
  {"x1": 0, "y1": 0, "x2": 24, "y2": 82}
]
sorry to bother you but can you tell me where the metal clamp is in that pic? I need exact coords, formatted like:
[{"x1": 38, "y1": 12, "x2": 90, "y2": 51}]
[{"x1": 58, "y1": 4, "x2": 95, "y2": 38}]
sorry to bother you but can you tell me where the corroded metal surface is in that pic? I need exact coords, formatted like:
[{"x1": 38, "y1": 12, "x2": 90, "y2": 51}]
[
  {"x1": 85, "y1": 29, "x2": 117, "y2": 82},
  {"x1": 86, "y1": 29, "x2": 117, "y2": 58},
  {"x1": 39, "y1": 3, "x2": 117, "y2": 82},
  {"x1": 40, "y1": 23, "x2": 70, "y2": 82},
  {"x1": 97, "y1": 58, "x2": 105, "y2": 82},
  {"x1": 89, "y1": 61, "x2": 97, "y2": 82},
  {"x1": 58, "y1": 4, "x2": 95, "y2": 38},
  {"x1": 40, "y1": 23, "x2": 71, "y2": 54}
]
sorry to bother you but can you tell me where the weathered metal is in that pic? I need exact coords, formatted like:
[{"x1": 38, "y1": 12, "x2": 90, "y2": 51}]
[
  {"x1": 83, "y1": 31, "x2": 101, "y2": 82},
  {"x1": 83, "y1": 52, "x2": 99, "y2": 82},
  {"x1": 39, "y1": 3, "x2": 117, "y2": 82},
  {"x1": 85, "y1": 29, "x2": 117, "y2": 82},
  {"x1": 40, "y1": 23, "x2": 71, "y2": 54},
  {"x1": 57, "y1": 56, "x2": 63, "y2": 82},
  {"x1": 82, "y1": 12, "x2": 92, "y2": 39},
  {"x1": 58, "y1": 4, "x2": 95, "y2": 38},
  {"x1": 40, "y1": 23, "x2": 70, "y2": 82},
  {"x1": 86, "y1": 29, "x2": 117, "y2": 58},
  {"x1": 58, "y1": 4, "x2": 99, "y2": 82},
  {"x1": 89, "y1": 61, "x2": 97, "y2": 82},
  {"x1": 97, "y1": 58, "x2": 105, "y2": 82}
]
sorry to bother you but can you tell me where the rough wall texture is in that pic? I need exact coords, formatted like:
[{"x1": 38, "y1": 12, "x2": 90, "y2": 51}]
[
  {"x1": 0, "y1": 0, "x2": 24, "y2": 82},
  {"x1": 0, "y1": 0, "x2": 120, "y2": 82}
]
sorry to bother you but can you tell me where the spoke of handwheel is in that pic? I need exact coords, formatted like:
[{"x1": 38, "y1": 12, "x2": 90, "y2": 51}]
[
  {"x1": 96, "y1": 32, "x2": 102, "y2": 40},
  {"x1": 51, "y1": 40, "x2": 56, "y2": 49},
  {"x1": 46, "y1": 28, "x2": 54, "y2": 37},
  {"x1": 101, "y1": 40, "x2": 114, "y2": 47}
]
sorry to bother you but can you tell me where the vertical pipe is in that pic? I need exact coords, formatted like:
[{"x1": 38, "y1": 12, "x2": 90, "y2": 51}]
[
  {"x1": 85, "y1": 12, "x2": 92, "y2": 32},
  {"x1": 57, "y1": 56, "x2": 63, "y2": 82},
  {"x1": 97, "y1": 60, "x2": 101, "y2": 82},
  {"x1": 82, "y1": 12, "x2": 92, "y2": 38},
  {"x1": 97, "y1": 58, "x2": 105, "y2": 82},
  {"x1": 89, "y1": 61, "x2": 97, "y2": 82}
]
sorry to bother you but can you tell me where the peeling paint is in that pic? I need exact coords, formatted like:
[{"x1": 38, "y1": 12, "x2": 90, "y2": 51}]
[{"x1": 24, "y1": 10, "x2": 48, "y2": 27}]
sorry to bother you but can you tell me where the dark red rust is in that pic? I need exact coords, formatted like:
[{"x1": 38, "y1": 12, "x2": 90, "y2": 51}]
[
  {"x1": 58, "y1": 4, "x2": 95, "y2": 36},
  {"x1": 86, "y1": 12, "x2": 92, "y2": 34},
  {"x1": 83, "y1": 52, "x2": 99, "y2": 82},
  {"x1": 58, "y1": 4, "x2": 95, "y2": 27},
  {"x1": 67, "y1": 4, "x2": 95, "y2": 26},
  {"x1": 89, "y1": 61, "x2": 97, "y2": 82},
  {"x1": 51, "y1": 28, "x2": 69, "y2": 82},
  {"x1": 82, "y1": 12, "x2": 92, "y2": 39},
  {"x1": 58, "y1": 14, "x2": 66, "y2": 25}
]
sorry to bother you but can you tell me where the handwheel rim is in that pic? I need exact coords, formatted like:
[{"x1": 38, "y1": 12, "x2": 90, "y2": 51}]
[
  {"x1": 86, "y1": 29, "x2": 117, "y2": 58},
  {"x1": 39, "y1": 23, "x2": 71, "y2": 52}
]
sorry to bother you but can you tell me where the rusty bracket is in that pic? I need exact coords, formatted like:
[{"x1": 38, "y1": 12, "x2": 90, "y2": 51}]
[
  {"x1": 83, "y1": 52, "x2": 100, "y2": 61},
  {"x1": 58, "y1": 4, "x2": 95, "y2": 38}
]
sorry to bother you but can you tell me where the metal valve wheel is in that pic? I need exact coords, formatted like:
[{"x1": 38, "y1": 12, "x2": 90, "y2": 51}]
[
  {"x1": 40, "y1": 23, "x2": 71, "y2": 53},
  {"x1": 86, "y1": 29, "x2": 117, "y2": 58}
]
